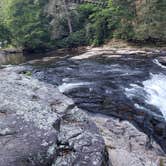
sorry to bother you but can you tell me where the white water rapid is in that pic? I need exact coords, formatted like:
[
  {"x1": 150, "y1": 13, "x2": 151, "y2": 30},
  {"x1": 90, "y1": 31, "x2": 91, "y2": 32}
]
[{"x1": 126, "y1": 74, "x2": 166, "y2": 120}]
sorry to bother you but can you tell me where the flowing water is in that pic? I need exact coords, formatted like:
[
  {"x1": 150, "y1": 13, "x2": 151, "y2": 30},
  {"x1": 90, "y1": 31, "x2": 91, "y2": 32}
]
[
  {"x1": 126, "y1": 73, "x2": 166, "y2": 120},
  {"x1": 1, "y1": 51, "x2": 166, "y2": 151}
]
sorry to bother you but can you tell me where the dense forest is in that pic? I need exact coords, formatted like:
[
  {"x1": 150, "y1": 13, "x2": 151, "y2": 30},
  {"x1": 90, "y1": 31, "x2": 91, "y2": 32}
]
[{"x1": 0, "y1": 0, "x2": 165, "y2": 51}]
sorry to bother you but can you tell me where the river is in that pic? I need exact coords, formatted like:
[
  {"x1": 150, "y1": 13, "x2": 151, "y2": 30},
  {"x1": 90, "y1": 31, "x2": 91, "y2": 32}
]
[{"x1": 1, "y1": 49, "x2": 166, "y2": 152}]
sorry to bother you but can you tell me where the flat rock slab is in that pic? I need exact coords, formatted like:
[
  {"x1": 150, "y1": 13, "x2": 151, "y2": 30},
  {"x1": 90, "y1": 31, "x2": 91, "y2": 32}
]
[
  {"x1": 0, "y1": 66, "x2": 108, "y2": 166},
  {"x1": 71, "y1": 47, "x2": 166, "y2": 60}
]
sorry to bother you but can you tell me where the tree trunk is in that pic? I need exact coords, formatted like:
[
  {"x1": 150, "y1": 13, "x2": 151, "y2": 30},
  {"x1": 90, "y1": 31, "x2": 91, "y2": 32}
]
[{"x1": 63, "y1": 0, "x2": 73, "y2": 34}]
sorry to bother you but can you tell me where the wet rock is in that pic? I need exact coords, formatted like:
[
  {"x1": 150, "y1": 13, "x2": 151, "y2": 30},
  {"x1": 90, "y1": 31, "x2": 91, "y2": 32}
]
[
  {"x1": 90, "y1": 114, "x2": 166, "y2": 166},
  {"x1": 155, "y1": 123, "x2": 166, "y2": 136},
  {"x1": 156, "y1": 56, "x2": 166, "y2": 66},
  {"x1": 0, "y1": 66, "x2": 108, "y2": 166}
]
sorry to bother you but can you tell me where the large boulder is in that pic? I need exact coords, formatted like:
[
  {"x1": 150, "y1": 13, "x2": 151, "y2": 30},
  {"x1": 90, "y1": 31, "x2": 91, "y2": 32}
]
[{"x1": 0, "y1": 66, "x2": 108, "y2": 166}]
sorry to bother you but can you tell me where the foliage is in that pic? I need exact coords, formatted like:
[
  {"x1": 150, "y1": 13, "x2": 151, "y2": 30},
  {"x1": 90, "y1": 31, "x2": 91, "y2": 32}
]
[
  {"x1": 0, "y1": 24, "x2": 11, "y2": 47},
  {"x1": 88, "y1": 4, "x2": 120, "y2": 45},
  {"x1": 0, "y1": 0, "x2": 165, "y2": 50},
  {"x1": 0, "y1": 0, "x2": 53, "y2": 51},
  {"x1": 56, "y1": 30, "x2": 87, "y2": 48},
  {"x1": 111, "y1": 0, "x2": 135, "y2": 40},
  {"x1": 0, "y1": 0, "x2": 12, "y2": 46},
  {"x1": 134, "y1": 0, "x2": 166, "y2": 42},
  {"x1": 62, "y1": 0, "x2": 135, "y2": 46}
]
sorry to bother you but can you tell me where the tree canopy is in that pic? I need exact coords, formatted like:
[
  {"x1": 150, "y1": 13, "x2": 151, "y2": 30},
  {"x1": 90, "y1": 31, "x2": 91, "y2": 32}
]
[{"x1": 0, "y1": 0, "x2": 165, "y2": 50}]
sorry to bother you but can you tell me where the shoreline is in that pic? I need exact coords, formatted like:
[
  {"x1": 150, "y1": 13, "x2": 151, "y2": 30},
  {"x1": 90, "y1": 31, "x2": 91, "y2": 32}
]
[{"x1": 1, "y1": 39, "x2": 166, "y2": 56}]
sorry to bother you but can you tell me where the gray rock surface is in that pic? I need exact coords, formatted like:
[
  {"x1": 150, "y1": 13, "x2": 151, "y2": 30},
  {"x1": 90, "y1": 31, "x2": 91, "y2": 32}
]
[
  {"x1": 0, "y1": 66, "x2": 108, "y2": 166},
  {"x1": 90, "y1": 114, "x2": 166, "y2": 166},
  {"x1": 71, "y1": 47, "x2": 166, "y2": 60}
]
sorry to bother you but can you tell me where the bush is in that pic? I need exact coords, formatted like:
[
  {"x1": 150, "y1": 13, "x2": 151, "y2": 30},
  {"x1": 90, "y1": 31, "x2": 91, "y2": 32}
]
[
  {"x1": 56, "y1": 30, "x2": 87, "y2": 48},
  {"x1": 0, "y1": 23, "x2": 11, "y2": 47},
  {"x1": 0, "y1": 0, "x2": 165, "y2": 50},
  {"x1": 8, "y1": 0, "x2": 53, "y2": 51}
]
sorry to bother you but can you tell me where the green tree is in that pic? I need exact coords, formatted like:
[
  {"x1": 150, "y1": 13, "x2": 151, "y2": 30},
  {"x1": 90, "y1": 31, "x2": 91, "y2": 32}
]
[
  {"x1": 0, "y1": 0, "x2": 12, "y2": 46},
  {"x1": 8, "y1": 0, "x2": 52, "y2": 51},
  {"x1": 0, "y1": 0, "x2": 165, "y2": 50},
  {"x1": 134, "y1": 0, "x2": 166, "y2": 42},
  {"x1": 75, "y1": 1, "x2": 119, "y2": 45}
]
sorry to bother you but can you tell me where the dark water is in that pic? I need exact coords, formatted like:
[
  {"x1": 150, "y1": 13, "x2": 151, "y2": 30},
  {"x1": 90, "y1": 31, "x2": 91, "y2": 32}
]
[
  {"x1": 0, "y1": 53, "x2": 26, "y2": 65},
  {"x1": 0, "y1": 50, "x2": 76, "y2": 65},
  {"x1": 32, "y1": 54, "x2": 166, "y2": 119},
  {"x1": 1, "y1": 51, "x2": 166, "y2": 152}
]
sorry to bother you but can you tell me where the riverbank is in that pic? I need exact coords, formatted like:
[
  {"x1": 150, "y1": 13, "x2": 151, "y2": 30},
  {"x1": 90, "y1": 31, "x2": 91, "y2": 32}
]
[
  {"x1": 1, "y1": 39, "x2": 165, "y2": 57},
  {"x1": 72, "y1": 40, "x2": 166, "y2": 60}
]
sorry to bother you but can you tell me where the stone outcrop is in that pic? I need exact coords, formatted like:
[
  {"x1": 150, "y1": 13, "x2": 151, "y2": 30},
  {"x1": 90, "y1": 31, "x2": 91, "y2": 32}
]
[
  {"x1": 90, "y1": 114, "x2": 166, "y2": 166},
  {"x1": 71, "y1": 47, "x2": 166, "y2": 60},
  {"x1": 0, "y1": 66, "x2": 108, "y2": 166}
]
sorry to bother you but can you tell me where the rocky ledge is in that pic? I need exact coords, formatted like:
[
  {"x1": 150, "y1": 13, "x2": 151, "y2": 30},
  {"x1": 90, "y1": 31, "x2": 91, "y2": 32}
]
[
  {"x1": 0, "y1": 48, "x2": 22, "y2": 55},
  {"x1": 0, "y1": 66, "x2": 108, "y2": 166},
  {"x1": 71, "y1": 47, "x2": 166, "y2": 60}
]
